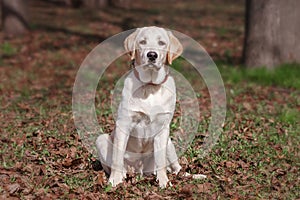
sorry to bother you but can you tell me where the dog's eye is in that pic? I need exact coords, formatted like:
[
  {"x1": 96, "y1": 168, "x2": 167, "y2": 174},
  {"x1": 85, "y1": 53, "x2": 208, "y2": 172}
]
[
  {"x1": 139, "y1": 40, "x2": 146, "y2": 45},
  {"x1": 158, "y1": 41, "x2": 166, "y2": 46}
]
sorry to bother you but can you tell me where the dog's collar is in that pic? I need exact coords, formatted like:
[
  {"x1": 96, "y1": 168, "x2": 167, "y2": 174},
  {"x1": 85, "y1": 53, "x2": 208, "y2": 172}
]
[{"x1": 131, "y1": 59, "x2": 169, "y2": 86}]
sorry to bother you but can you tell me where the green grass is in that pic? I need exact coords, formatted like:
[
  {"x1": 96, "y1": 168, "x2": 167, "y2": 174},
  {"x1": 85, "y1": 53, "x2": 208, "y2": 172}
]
[
  {"x1": 173, "y1": 61, "x2": 299, "y2": 198},
  {"x1": 0, "y1": 42, "x2": 18, "y2": 57},
  {"x1": 171, "y1": 58, "x2": 300, "y2": 90},
  {"x1": 279, "y1": 108, "x2": 300, "y2": 124},
  {"x1": 219, "y1": 63, "x2": 300, "y2": 89}
]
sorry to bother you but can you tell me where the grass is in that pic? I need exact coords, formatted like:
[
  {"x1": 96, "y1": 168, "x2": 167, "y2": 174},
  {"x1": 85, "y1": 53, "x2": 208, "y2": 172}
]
[
  {"x1": 279, "y1": 108, "x2": 299, "y2": 124},
  {"x1": 0, "y1": 42, "x2": 18, "y2": 57},
  {"x1": 219, "y1": 62, "x2": 300, "y2": 89},
  {"x1": 170, "y1": 58, "x2": 300, "y2": 91},
  {"x1": 1, "y1": 42, "x2": 300, "y2": 199},
  {"x1": 1, "y1": 49, "x2": 299, "y2": 198},
  {"x1": 210, "y1": 118, "x2": 299, "y2": 198},
  {"x1": 171, "y1": 59, "x2": 299, "y2": 198}
]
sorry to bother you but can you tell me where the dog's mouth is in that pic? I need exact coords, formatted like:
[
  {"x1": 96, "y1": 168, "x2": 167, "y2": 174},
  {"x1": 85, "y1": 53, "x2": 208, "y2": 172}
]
[
  {"x1": 136, "y1": 62, "x2": 162, "y2": 71},
  {"x1": 135, "y1": 62, "x2": 164, "y2": 71}
]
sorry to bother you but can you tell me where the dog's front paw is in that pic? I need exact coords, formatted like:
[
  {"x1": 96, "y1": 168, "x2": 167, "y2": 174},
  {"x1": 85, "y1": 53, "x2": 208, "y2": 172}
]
[
  {"x1": 157, "y1": 171, "x2": 169, "y2": 188},
  {"x1": 108, "y1": 171, "x2": 124, "y2": 187},
  {"x1": 172, "y1": 163, "x2": 181, "y2": 175}
]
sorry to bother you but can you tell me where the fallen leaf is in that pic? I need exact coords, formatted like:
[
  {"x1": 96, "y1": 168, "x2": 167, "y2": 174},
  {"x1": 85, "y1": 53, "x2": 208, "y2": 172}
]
[
  {"x1": 62, "y1": 157, "x2": 72, "y2": 167},
  {"x1": 6, "y1": 183, "x2": 21, "y2": 195},
  {"x1": 96, "y1": 171, "x2": 106, "y2": 187},
  {"x1": 197, "y1": 182, "x2": 212, "y2": 193}
]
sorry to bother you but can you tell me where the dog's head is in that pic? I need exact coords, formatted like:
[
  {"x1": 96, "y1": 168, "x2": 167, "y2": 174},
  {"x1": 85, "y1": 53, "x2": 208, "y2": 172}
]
[{"x1": 124, "y1": 26, "x2": 183, "y2": 68}]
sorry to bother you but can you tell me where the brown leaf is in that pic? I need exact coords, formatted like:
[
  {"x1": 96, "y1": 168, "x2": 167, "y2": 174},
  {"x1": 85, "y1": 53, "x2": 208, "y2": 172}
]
[
  {"x1": 225, "y1": 161, "x2": 236, "y2": 168},
  {"x1": 70, "y1": 146, "x2": 77, "y2": 159},
  {"x1": 237, "y1": 160, "x2": 249, "y2": 169},
  {"x1": 179, "y1": 184, "x2": 194, "y2": 198},
  {"x1": 62, "y1": 157, "x2": 73, "y2": 167},
  {"x1": 56, "y1": 182, "x2": 70, "y2": 191},
  {"x1": 6, "y1": 183, "x2": 21, "y2": 195},
  {"x1": 146, "y1": 191, "x2": 164, "y2": 200},
  {"x1": 197, "y1": 182, "x2": 212, "y2": 193},
  {"x1": 275, "y1": 168, "x2": 286, "y2": 177},
  {"x1": 62, "y1": 157, "x2": 82, "y2": 168},
  {"x1": 243, "y1": 102, "x2": 252, "y2": 111},
  {"x1": 96, "y1": 171, "x2": 106, "y2": 187},
  {"x1": 17, "y1": 102, "x2": 31, "y2": 111}
]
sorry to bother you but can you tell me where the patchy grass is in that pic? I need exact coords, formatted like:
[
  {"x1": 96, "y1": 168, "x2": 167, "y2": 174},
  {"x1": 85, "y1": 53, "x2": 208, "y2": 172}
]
[
  {"x1": 0, "y1": 42, "x2": 18, "y2": 57},
  {"x1": 220, "y1": 63, "x2": 300, "y2": 89}
]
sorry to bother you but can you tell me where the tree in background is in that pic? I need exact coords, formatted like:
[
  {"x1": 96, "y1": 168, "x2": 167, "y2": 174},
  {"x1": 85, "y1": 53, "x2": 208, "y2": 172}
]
[
  {"x1": 1, "y1": 0, "x2": 29, "y2": 37},
  {"x1": 65, "y1": 0, "x2": 130, "y2": 9},
  {"x1": 82, "y1": 0, "x2": 108, "y2": 8},
  {"x1": 243, "y1": 0, "x2": 300, "y2": 69},
  {"x1": 64, "y1": 0, "x2": 83, "y2": 8}
]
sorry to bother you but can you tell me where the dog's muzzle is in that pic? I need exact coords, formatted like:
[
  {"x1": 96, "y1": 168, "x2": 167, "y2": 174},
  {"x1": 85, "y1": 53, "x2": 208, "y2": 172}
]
[{"x1": 144, "y1": 62, "x2": 161, "y2": 71}]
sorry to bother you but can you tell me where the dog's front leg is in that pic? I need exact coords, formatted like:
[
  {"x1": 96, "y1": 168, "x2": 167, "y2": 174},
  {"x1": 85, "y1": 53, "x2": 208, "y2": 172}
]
[
  {"x1": 154, "y1": 129, "x2": 169, "y2": 188},
  {"x1": 109, "y1": 126, "x2": 129, "y2": 187}
]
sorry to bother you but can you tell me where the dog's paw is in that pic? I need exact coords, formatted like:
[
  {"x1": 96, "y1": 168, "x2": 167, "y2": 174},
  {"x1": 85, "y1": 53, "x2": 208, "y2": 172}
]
[
  {"x1": 172, "y1": 164, "x2": 181, "y2": 175},
  {"x1": 157, "y1": 171, "x2": 169, "y2": 188},
  {"x1": 108, "y1": 171, "x2": 124, "y2": 187},
  {"x1": 158, "y1": 176, "x2": 169, "y2": 188}
]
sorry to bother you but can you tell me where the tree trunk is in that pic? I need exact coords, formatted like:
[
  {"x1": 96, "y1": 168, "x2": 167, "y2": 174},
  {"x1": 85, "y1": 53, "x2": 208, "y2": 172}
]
[
  {"x1": 243, "y1": 0, "x2": 300, "y2": 69},
  {"x1": 83, "y1": 0, "x2": 108, "y2": 9},
  {"x1": 64, "y1": 0, "x2": 82, "y2": 8},
  {"x1": 1, "y1": 0, "x2": 28, "y2": 37},
  {"x1": 110, "y1": 0, "x2": 131, "y2": 8},
  {"x1": 64, "y1": 0, "x2": 131, "y2": 9}
]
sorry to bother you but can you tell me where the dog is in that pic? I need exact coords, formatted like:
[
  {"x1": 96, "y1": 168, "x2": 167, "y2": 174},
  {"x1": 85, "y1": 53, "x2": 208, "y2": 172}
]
[{"x1": 96, "y1": 26, "x2": 183, "y2": 188}]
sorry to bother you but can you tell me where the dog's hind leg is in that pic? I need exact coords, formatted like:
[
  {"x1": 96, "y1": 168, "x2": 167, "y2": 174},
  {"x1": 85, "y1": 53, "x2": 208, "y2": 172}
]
[{"x1": 96, "y1": 134, "x2": 113, "y2": 174}]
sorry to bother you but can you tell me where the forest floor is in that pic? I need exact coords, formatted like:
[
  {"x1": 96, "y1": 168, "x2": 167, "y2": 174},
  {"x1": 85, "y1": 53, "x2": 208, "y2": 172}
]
[{"x1": 0, "y1": 0, "x2": 299, "y2": 199}]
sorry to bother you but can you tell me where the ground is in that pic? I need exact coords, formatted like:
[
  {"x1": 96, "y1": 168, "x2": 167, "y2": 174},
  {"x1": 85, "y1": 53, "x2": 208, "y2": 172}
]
[{"x1": 0, "y1": 0, "x2": 299, "y2": 199}]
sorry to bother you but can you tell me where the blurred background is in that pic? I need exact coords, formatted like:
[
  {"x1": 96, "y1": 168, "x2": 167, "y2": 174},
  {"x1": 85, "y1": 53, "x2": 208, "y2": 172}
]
[
  {"x1": 1, "y1": 0, "x2": 300, "y2": 68},
  {"x1": 0, "y1": 0, "x2": 299, "y2": 199}
]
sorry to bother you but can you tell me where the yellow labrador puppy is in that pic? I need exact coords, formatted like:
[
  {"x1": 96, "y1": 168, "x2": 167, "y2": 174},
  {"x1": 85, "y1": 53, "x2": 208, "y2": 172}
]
[{"x1": 96, "y1": 26, "x2": 183, "y2": 188}]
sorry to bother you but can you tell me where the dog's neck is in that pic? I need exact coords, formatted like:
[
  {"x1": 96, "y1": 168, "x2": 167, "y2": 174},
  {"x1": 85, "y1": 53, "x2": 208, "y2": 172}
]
[{"x1": 131, "y1": 59, "x2": 169, "y2": 86}]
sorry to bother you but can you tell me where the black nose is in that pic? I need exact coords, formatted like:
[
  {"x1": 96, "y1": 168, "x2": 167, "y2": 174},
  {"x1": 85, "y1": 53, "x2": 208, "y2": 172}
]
[{"x1": 147, "y1": 51, "x2": 158, "y2": 61}]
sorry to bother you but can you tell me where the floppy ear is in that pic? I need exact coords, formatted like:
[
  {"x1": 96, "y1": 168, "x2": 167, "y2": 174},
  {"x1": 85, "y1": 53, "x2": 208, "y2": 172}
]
[
  {"x1": 124, "y1": 29, "x2": 139, "y2": 60},
  {"x1": 167, "y1": 31, "x2": 183, "y2": 65}
]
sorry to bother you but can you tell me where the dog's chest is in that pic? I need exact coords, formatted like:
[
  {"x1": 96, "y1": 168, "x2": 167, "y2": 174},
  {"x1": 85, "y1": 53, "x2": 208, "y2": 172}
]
[{"x1": 129, "y1": 84, "x2": 174, "y2": 118}]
